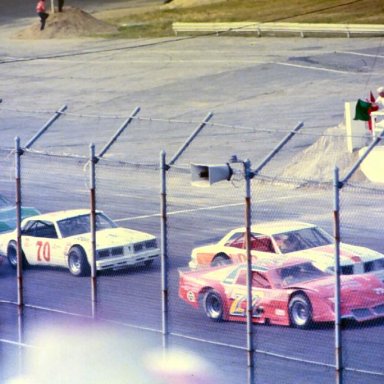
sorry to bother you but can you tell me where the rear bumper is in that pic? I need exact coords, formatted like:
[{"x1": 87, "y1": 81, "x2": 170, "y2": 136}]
[{"x1": 188, "y1": 259, "x2": 198, "y2": 269}]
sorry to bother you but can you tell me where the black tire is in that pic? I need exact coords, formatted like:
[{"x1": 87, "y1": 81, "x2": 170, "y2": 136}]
[
  {"x1": 203, "y1": 290, "x2": 224, "y2": 321},
  {"x1": 289, "y1": 293, "x2": 313, "y2": 329},
  {"x1": 7, "y1": 241, "x2": 29, "y2": 269},
  {"x1": 68, "y1": 247, "x2": 90, "y2": 277},
  {"x1": 211, "y1": 254, "x2": 231, "y2": 267},
  {"x1": 144, "y1": 259, "x2": 154, "y2": 267}
]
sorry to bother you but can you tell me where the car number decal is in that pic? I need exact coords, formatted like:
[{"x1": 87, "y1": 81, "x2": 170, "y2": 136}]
[
  {"x1": 229, "y1": 290, "x2": 264, "y2": 317},
  {"x1": 36, "y1": 240, "x2": 50, "y2": 262}
]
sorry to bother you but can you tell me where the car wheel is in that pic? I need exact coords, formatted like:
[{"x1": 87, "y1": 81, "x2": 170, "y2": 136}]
[
  {"x1": 144, "y1": 259, "x2": 154, "y2": 267},
  {"x1": 7, "y1": 241, "x2": 28, "y2": 269},
  {"x1": 211, "y1": 254, "x2": 231, "y2": 267},
  {"x1": 203, "y1": 290, "x2": 224, "y2": 321},
  {"x1": 68, "y1": 247, "x2": 90, "y2": 277},
  {"x1": 289, "y1": 293, "x2": 313, "y2": 329}
]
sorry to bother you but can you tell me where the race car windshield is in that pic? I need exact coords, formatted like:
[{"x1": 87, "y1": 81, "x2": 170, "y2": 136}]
[
  {"x1": 273, "y1": 226, "x2": 333, "y2": 254},
  {"x1": 58, "y1": 213, "x2": 117, "y2": 238},
  {"x1": 277, "y1": 262, "x2": 327, "y2": 287}
]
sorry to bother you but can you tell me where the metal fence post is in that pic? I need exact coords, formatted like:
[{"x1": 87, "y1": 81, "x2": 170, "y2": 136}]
[
  {"x1": 25, "y1": 105, "x2": 67, "y2": 150},
  {"x1": 168, "y1": 112, "x2": 213, "y2": 166},
  {"x1": 253, "y1": 122, "x2": 304, "y2": 175},
  {"x1": 15, "y1": 137, "x2": 23, "y2": 308},
  {"x1": 333, "y1": 167, "x2": 343, "y2": 384},
  {"x1": 160, "y1": 150, "x2": 169, "y2": 350},
  {"x1": 90, "y1": 144, "x2": 97, "y2": 318},
  {"x1": 15, "y1": 136, "x2": 25, "y2": 373},
  {"x1": 97, "y1": 106, "x2": 141, "y2": 159},
  {"x1": 244, "y1": 159, "x2": 255, "y2": 384}
]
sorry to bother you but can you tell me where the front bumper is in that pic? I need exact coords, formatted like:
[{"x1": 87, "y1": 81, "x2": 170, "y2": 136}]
[{"x1": 96, "y1": 249, "x2": 159, "y2": 270}]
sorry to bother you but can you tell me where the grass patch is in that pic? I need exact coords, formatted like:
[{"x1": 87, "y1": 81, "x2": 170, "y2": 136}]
[
  {"x1": 97, "y1": 0, "x2": 384, "y2": 38},
  {"x1": 117, "y1": 22, "x2": 173, "y2": 38}
]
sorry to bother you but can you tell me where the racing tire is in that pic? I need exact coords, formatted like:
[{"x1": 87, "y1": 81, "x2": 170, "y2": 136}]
[
  {"x1": 144, "y1": 259, "x2": 154, "y2": 267},
  {"x1": 289, "y1": 293, "x2": 313, "y2": 329},
  {"x1": 68, "y1": 246, "x2": 90, "y2": 277},
  {"x1": 203, "y1": 289, "x2": 224, "y2": 321},
  {"x1": 7, "y1": 241, "x2": 29, "y2": 269},
  {"x1": 211, "y1": 254, "x2": 231, "y2": 267}
]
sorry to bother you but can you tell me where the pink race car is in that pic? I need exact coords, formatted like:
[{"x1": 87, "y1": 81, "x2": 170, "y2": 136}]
[{"x1": 179, "y1": 258, "x2": 384, "y2": 329}]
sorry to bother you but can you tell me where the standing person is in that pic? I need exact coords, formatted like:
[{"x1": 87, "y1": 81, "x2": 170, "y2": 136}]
[
  {"x1": 375, "y1": 86, "x2": 384, "y2": 109},
  {"x1": 372, "y1": 86, "x2": 384, "y2": 132},
  {"x1": 36, "y1": 0, "x2": 49, "y2": 31},
  {"x1": 58, "y1": 0, "x2": 64, "y2": 12}
]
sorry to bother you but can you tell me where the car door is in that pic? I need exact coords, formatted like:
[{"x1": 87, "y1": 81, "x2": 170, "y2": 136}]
[
  {"x1": 21, "y1": 220, "x2": 65, "y2": 267},
  {"x1": 227, "y1": 269, "x2": 268, "y2": 319}
]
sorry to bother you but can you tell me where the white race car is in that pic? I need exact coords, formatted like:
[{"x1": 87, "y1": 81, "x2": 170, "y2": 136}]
[
  {"x1": 0, "y1": 209, "x2": 160, "y2": 276},
  {"x1": 189, "y1": 221, "x2": 384, "y2": 282}
]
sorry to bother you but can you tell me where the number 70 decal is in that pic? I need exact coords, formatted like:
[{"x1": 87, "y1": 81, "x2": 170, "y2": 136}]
[{"x1": 36, "y1": 241, "x2": 51, "y2": 262}]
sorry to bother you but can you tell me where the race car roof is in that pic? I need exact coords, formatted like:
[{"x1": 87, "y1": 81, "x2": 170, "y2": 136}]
[
  {"x1": 231, "y1": 221, "x2": 316, "y2": 236},
  {"x1": 21, "y1": 209, "x2": 99, "y2": 222}
]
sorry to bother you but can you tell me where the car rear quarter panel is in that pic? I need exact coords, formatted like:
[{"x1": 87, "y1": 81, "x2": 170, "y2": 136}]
[{"x1": 179, "y1": 271, "x2": 225, "y2": 311}]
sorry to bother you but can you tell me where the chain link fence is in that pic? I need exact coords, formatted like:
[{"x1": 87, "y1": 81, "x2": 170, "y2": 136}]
[{"x1": 0, "y1": 108, "x2": 384, "y2": 384}]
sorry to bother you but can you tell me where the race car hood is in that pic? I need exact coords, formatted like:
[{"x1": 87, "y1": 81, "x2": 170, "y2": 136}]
[
  {"x1": 71, "y1": 228, "x2": 156, "y2": 248},
  {"x1": 293, "y1": 243, "x2": 384, "y2": 267},
  {"x1": 287, "y1": 274, "x2": 384, "y2": 299}
]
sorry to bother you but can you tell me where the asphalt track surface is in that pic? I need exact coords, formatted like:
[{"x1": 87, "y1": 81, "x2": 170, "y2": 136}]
[{"x1": 1, "y1": 2, "x2": 384, "y2": 383}]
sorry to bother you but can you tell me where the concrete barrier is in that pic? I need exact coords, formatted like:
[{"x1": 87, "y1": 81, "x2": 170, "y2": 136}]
[{"x1": 172, "y1": 22, "x2": 384, "y2": 37}]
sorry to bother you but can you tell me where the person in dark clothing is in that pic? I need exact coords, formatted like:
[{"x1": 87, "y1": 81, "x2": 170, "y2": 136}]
[
  {"x1": 58, "y1": 0, "x2": 64, "y2": 12},
  {"x1": 36, "y1": 0, "x2": 49, "y2": 31}
]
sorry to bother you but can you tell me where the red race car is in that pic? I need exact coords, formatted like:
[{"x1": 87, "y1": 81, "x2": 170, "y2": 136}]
[{"x1": 179, "y1": 258, "x2": 384, "y2": 328}]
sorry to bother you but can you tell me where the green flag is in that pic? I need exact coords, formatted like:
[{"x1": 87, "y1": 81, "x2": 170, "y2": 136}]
[{"x1": 354, "y1": 99, "x2": 372, "y2": 121}]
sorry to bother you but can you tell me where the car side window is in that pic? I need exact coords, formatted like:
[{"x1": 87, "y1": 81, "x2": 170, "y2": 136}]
[
  {"x1": 233, "y1": 270, "x2": 271, "y2": 288},
  {"x1": 22, "y1": 220, "x2": 58, "y2": 239},
  {"x1": 225, "y1": 232, "x2": 245, "y2": 249},
  {"x1": 234, "y1": 269, "x2": 247, "y2": 285},
  {"x1": 37, "y1": 221, "x2": 57, "y2": 238},
  {"x1": 227, "y1": 232, "x2": 275, "y2": 252},
  {"x1": 252, "y1": 272, "x2": 271, "y2": 288},
  {"x1": 250, "y1": 235, "x2": 274, "y2": 253},
  {"x1": 21, "y1": 220, "x2": 35, "y2": 236}
]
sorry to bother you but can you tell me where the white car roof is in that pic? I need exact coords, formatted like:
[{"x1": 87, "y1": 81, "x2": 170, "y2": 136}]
[
  {"x1": 231, "y1": 221, "x2": 316, "y2": 236},
  {"x1": 23, "y1": 209, "x2": 97, "y2": 223}
]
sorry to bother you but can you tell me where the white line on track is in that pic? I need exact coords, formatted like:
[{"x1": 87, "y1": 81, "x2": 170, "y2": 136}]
[
  {"x1": 115, "y1": 192, "x2": 311, "y2": 222},
  {"x1": 274, "y1": 62, "x2": 352, "y2": 74},
  {"x1": 340, "y1": 51, "x2": 384, "y2": 59}
]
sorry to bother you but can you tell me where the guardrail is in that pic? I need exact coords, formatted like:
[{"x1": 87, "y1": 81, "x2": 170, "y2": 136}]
[{"x1": 172, "y1": 22, "x2": 384, "y2": 37}]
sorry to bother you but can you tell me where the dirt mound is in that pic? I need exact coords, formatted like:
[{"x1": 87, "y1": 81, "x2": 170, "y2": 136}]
[
  {"x1": 12, "y1": 7, "x2": 118, "y2": 39},
  {"x1": 281, "y1": 124, "x2": 367, "y2": 184}
]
